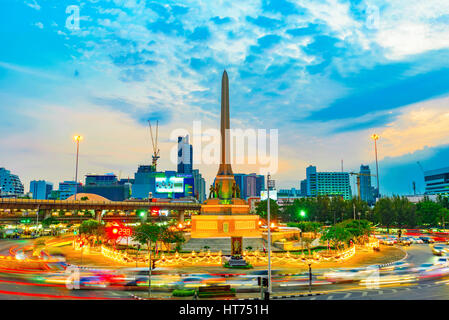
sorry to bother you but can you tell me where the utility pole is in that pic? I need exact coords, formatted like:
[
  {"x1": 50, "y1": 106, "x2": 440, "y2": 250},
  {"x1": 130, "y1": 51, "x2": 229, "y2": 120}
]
[
  {"x1": 73, "y1": 135, "x2": 82, "y2": 200},
  {"x1": 36, "y1": 205, "x2": 40, "y2": 237},
  {"x1": 353, "y1": 202, "x2": 356, "y2": 220},
  {"x1": 371, "y1": 134, "x2": 380, "y2": 198},
  {"x1": 267, "y1": 173, "x2": 275, "y2": 298}
]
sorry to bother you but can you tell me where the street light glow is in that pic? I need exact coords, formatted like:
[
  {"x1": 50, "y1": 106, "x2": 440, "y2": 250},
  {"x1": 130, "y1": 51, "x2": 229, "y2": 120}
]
[
  {"x1": 73, "y1": 135, "x2": 83, "y2": 141},
  {"x1": 300, "y1": 210, "x2": 306, "y2": 217},
  {"x1": 371, "y1": 133, "x2": 379, "y2": 141}
]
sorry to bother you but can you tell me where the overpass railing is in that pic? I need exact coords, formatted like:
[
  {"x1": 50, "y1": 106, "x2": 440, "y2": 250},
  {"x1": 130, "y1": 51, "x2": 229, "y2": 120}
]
[{"x1": 0, "y1": 198, "x2": 201, "y2": 208}]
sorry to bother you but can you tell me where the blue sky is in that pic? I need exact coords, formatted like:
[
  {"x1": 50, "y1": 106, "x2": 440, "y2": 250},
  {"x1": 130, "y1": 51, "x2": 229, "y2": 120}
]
[{"x1": 1, "y1": 0, "x2": 449, "y2": 196}]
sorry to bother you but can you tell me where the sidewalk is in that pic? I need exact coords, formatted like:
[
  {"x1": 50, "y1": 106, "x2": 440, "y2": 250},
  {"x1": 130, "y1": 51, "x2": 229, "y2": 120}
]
[{"x1": 129, "y1": 290, "x2": 324, "y2": 300}]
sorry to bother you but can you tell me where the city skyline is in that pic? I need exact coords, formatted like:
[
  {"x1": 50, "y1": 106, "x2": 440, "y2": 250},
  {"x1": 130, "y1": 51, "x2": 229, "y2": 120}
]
[{"x1": 1, "y1": 1, "x2": 449, "y2": 195}]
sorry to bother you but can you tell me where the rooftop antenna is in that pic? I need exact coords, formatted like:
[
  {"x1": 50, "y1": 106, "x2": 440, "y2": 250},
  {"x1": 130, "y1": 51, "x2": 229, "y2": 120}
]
[
  {"x1": 148, "y1": 120, "x2": 160, "y2": 171},
  {"x1": 341, "y1": 159, "x2": 344, "y2": 172}
]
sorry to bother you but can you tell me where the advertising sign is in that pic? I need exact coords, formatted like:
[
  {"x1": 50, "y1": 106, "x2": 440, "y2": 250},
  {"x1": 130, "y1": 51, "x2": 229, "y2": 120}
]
[
  {"x1": 260, "y1": 190, "x2": 277, "y2": 201},
  {"x1": 155, "y1": 177, "x2": 184, "y2": 193}
]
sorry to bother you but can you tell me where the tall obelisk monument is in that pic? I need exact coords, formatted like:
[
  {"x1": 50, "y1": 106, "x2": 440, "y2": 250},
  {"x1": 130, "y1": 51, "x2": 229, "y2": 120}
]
[
  {"x1": 218, "y1": 70, "x2": 233, "y2": 176},
  {"x1": 191, "y1": 70, "x2": 259, "y2": 238}
]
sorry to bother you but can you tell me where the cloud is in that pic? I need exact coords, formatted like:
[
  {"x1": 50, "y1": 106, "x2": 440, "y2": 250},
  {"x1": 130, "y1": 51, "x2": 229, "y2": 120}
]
[
  {"x1": 90, "y1": 96, "x2": 173, "y2": 126},
  {"x1": 34, "y1": 22, "x2": 44, "y2": 29},
  {"x1": 246, "y1": 15, "x2": 284, "y2": 29},
  {"x1": 249, "y1": 34, "x2": 282, "y2": 54},
  {"x1": 308, "y1": 67, "x2": 449, "y2": 121},
  {"x1": 119, "y1": 68, "x2": 147, "y2": 82},
  {"x1": 110, "y1": 50, "x2": 156, "y2": 67},
  {"x1": 6, "y1": 0, "x2": 449, "y2": 194},
  {"x1": 25, "y1": 0, "x2": 40, "y2": 10},
  {"x1": 261, "y1": 0, "x2": 303, "y2": 16},
  {"x1": 211, "y1": 16, "x2": 232, "y2": 25},
  {"x1": 146, "y1": 19, "x2": 185, "y2": 35},
  {"x1": 331, "y1": 113, "x2": 397, "y2": 134},
  {"x1": 187, "y1": 26, "x2": 211, "y2": 41}
]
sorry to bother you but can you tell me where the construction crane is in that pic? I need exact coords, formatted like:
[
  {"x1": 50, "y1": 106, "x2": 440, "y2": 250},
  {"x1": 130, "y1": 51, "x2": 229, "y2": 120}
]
[
  {"x1": 148, "y1": 120, "x2": 160, "y2": 171},
  {"x1": 349, "y1": 172, "x2": 377, "y2": 199},
  {"x1": 417, "y1": 161, "x2": 425, "y2": 173}
]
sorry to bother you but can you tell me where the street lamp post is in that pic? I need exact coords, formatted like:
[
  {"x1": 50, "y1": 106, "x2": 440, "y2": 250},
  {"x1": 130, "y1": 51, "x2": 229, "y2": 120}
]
[
  {"x1": 266, "y1": 173, "x2": 275, "y2": 298},
  {"x1": 308, "y1": 262, "x2": 312, "y2": 293},
  {"x1": 73, "y1": 135, "x2": 83, "y2": 201},
  {"x1": 133, "y1": 231, "x2": 153, "y2": 298},
  {"x1": 371, "y1": 134, "x2": 380, "y2": 199}
]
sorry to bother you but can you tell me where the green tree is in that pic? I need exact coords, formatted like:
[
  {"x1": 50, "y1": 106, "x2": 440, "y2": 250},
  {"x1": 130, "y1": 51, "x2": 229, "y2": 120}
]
[
  {"x1": 416, "y1": 200, "x2": 442, "y2": 226},
  {"x1": 315, "y1": 196, "x2": 331, "y2": 223},
  {"x1": 339, "y1": 219, "x2": 372, "y2": 243},
  {"x1": 391, "y1": 196, "x2": 417, "y2": 228},
  {"x1": 132, "y1": 223, "x2": 161, "y2": 252},
  {"x1": 255, "y1": 199, "x2": 280, "y2": 221},
  {"x1": 321, "y1": 225, "x2": 352, "y2": 250},
  {"x1": 438, "y1": 208, "x2": 449, "y2": 229},
  {"x1": 344, "y1": 197, "x2": 371, "y2": 221},
  {"x1": 437, "y1": 195, "x2": 449, "y2": 209},
  {"x1": 79, "y1": 219, "x2": 105, "y2": 246},
  {"x1": 374, "y1": 198, "x2": 396, "y2": 232},
  {"x1": 329, "y1": 196, "x2": 346, "y2": 224},
  {"x1": 159, "y1": 224, "x2": 185, "y2": 252},
  {"x1": 282, "y1": 198, "x2": 317, "y2": 222},
  {"x1": 41, "y1": 217, "x2": 59, "y2": 228}
]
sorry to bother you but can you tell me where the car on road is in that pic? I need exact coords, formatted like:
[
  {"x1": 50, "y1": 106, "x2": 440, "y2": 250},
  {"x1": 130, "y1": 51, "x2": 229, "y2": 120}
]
[
  {"x1": 323, "y1": 268, "x2": 374, "y2": 283},
  {"x1": 435, "y1": 257, "x2": 449, "y2": 267},
  {"x1": 171, "y1": 275, "x2": 226, "y2": 289},
  {"x1": 382, "y1": 238, "x2": 395, "y2": 246},
  {"x1": 432, "y1": 246, "x2": 446, "y2": 256},
  {"x1": 408, "y1": 237, "x2": 424, "y2": 244},
  {"x1": 380, "y1": 261, "x2": 411, "y2": 272},
  {"x1": 398, "y1": 238, "x2": 412, "y2": 246},
  {"x1": 419, "y1": 236, "x2": 435, "y2": 244}
]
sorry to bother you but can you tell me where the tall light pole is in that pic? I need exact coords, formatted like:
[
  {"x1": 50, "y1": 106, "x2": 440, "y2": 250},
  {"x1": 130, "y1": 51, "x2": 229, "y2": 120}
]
[
  {"x1": 73, "y1": 135, "x2": 82, "y2": 200},
  {"x1": 266, "y1": 173, "x2": 275, "y2": 298},
  {"x1": 371, "y1": 134, "x2": 380, "y2": 199}
]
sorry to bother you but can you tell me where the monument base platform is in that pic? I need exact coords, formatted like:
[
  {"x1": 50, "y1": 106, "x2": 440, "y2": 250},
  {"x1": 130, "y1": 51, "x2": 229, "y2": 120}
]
[{"x1": 191, "y1": 215, "x2": 260, "y2": 238}]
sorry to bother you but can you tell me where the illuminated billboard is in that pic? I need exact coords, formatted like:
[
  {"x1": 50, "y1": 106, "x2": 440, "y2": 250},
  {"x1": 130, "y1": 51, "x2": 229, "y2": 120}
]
[{"x1": 155, "y1": 177, "x2": 184, "y2": 193}]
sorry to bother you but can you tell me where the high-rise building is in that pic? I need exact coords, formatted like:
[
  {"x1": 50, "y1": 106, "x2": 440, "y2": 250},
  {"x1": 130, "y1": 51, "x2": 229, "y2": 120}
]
[
  {"x1": 177, "y1": 135, "x2": 193, "y2": 174},
  {"x1": 85, "y1": 173, "x2": 118, "y2": 186},
  {"x1": 58, "y1": 181, "x2": 82, "y2": 200},
  {"x1": 278, "y1": 188, "x2": 302, "y2": 198},
  {"x1": 305, "y1": 165, "x2": 352, "y2": 200},
  {"x1": 0, "y1": 168, "x2": 24, "y2": 197},
  {"x1": 359, "y1": 165, "x2": 375, "y2": 205},
  {"x1": 424, "y1": 167, "x2": 449, "y2": 195},
  {"x1": 132, "y1": 165, "x2": 195, "y2": 200},
  {"x1": 82, "y1": 173, "x2": 130, "y2": 201},
  {"x1": 233, "y1": 173, "x2": 265, "y2": 199},
  {"x1": 306, "y1": 165, "x2": 317, "y2": 196},
  {"x1": 192, "y1": 169, "x2": 206, "y2": 203},
  {"x1": 300, "y1": 179, "x2": 307, "y2": 196},
  {"x1": 30, "y1": 180, "x2": 53, "y2": 200}
]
